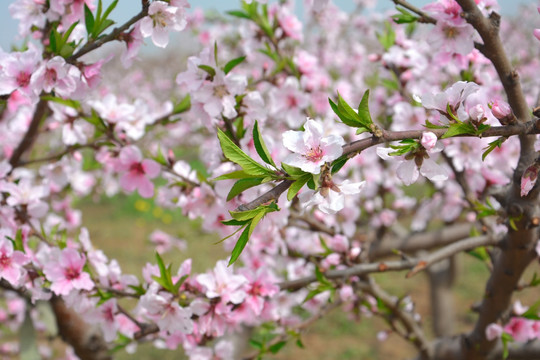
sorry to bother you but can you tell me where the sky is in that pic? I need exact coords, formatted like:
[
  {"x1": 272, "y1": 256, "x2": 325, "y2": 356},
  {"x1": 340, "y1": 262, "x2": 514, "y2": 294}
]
[{"x1": 0, "y1": 0, "x2": 536, "y2": 50}]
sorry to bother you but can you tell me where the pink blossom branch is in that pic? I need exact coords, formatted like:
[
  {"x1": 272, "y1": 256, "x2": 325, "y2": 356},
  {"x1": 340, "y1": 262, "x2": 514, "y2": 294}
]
[
  {"x1": 235, "y1": 119, "x2": 540, "y2": 212},
  {"x1": 279, "y1": 234, "x2": 500, "y2": 291},
  {"x1": 68, "y1": 4, "x2": 149, "y2": 62}
]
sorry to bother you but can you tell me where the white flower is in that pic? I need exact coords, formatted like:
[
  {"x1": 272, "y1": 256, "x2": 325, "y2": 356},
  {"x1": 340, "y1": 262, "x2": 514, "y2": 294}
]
[
  {"x1": 282, "y1": 119, "x2": 344, "y2": 174},
  {"x1": 299, "y1": 180, "x2": 365, "y2": 214},
  {"x1": 140, "y1": 1, "x2": 187, "y2": 48}
]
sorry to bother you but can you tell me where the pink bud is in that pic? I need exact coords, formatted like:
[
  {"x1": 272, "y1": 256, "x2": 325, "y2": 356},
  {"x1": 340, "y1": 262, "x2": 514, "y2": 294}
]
[
  {"x1": 421, "y1": 132, "x2": 438, "y2": 151},
  {"x1": 468, "y1": 104, "x2": 485, "y2": 122},
  {"x1": 534, "y1": 29, "x2": 540, "y2": 42},
  {"x1": 490, "y1": 100, "x2": 511, "y2": 119},
  {"x1": 521, "y1": 163, "x2": 540, "y2": 197}
]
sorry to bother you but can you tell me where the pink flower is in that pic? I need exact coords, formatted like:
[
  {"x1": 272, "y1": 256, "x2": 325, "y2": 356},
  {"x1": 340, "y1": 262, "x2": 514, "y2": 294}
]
[
  {"x1": 299, "y1": 179, "x2": 365, "y2": 214},
  {"x1": 43, "y1": 248, "x2": 94, "y2": 296},
  {"x1": 196, "y1": 260, "x2": 247, "y2": 304},
  {"x1": 421, "y1": 81, "x2": 479, "y2": 122},
  {"x1": 282, "y1": 119, "x2": 345, "y2": 174},
  {"x1": 140, "y1": 1, "x2": 187, "y2": 48},
  {"x1": 0, "y1": 232, "x2": 30, "y2": 286},
  {"x1": 504, "y1": 317, "x2": 535, "y2": 343},
  {"x1": 115, "y1": 146, "x2": 160, "y2": 198},
  {"x1": 278, "y1": 8, "x2": 303, "y2": 41},
  {"x1": 30, "y1": 56, "x2": 80, "y2": 97},
  {"x1": 534, "y1": 29, "x2": 540, "y2": 42}
]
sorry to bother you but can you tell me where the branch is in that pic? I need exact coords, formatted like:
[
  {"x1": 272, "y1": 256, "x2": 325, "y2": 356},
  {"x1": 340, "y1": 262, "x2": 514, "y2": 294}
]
[
  {"x1": 280, "y1": 234, "x2": 500, "y2": 291},
  {"x1": 9, "y1": 98, "x2": 48, "y2": 168},
  {"x1": 391, "y1": 0, "x2": 436, "y2": 24},
  {"x1": 67, "y1": 4, "x2": 149, "y2": 62},
  {"x1": 234, "y1": 119, "x2": 540, "y2": 212}
]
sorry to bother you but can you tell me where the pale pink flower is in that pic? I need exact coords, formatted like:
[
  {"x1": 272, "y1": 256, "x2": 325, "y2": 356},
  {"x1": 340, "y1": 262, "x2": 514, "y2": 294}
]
[
  {"x1": 121, "y1": 23, "x2": 144, "y2": 68},
  {"x1": 282, "y1": 119, "x2": 345, "y2": 174},
  {"x1": 3, "y1": 179, "x2": 49, "y2": 219},
  {"x1": 115, "y1": 145, "x2": 160, "y2": 198},
  {"x1": 9, "y1": 0, "x2": 47, "y2": 37},
  {"x1": 534, "y1": 29, "x2": 540, "y2": 42},
  {"x1": 299, "y1": 179, "x2": 365, "y2": 214},
  {"x1": 0, "y1": 47, "x2": 41, "y2": 97},
  {"x1": 421, "y1": 81, "x2": 479, "y2": 121},
  {"x1": 196, "y1": 260, "x2": 247, "y2": 304},
  {"x1": 149, "y1": 229, "x2": 187, "y2": 254},
  {"x1": 31, "y1": 56, "x2": 80, "y2": 97},
  {"x1": 421, "y1": 132, "x2": 438, "y2": 151},
  {"x1": 89, "y1": 93, "x2": 135, "y2": 124},
  {"x1": 485, "y1": 323, "x2": 503, "y2": 341},
  {"x1": 138, "y1": 285, "x2": 193, "y2": 334},
  {"x1": 140, "y1": 1, "x2": 187, "y2": 48},
  {"x1": 43, "y1": 248, "x2": 94, "y2": 296},
  {"x1": 0, "y1": 232, "x2": 30, "y2": 286},
  {"x1": 269, "y1": 77, "x2": 309, "y2": 127},
  {"x1": 278, "y1": 8, "x2": 303, "y2": 42}
]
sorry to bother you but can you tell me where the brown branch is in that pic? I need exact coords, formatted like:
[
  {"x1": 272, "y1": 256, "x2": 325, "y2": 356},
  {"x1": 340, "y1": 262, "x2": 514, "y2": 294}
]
[
  {"x1": 280, "y1": 234, "x2": 500, "y2": 291},
  {"x1": 50, "y1": 296, "x2": 111, "y2": 360},
  {"x1": 358, "y1": 278, "x2": 432, "y2": 357},
  {"x1": 368, "y1": 223, "x2": 472, "y2": 259},
  {"x1": 9, "y1": 98, "x2": 49, "y2": 168}
]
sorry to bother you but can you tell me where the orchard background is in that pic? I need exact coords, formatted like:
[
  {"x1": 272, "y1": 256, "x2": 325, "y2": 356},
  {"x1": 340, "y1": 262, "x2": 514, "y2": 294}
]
[{"x1": 1, "y1": 0, "x2": 540, "y2": 359}]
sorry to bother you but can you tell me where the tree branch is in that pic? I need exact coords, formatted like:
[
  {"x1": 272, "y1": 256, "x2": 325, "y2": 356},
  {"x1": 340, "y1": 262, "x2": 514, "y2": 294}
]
[{"x1": 280, "y1": 234, "x2": 500, "y2": 291}]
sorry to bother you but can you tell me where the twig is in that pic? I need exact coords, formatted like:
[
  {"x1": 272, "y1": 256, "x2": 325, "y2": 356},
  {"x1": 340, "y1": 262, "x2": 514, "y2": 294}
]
[
  {"x1": 391, "y1": 0, "x2": 436, "y2": 24},
  {"x1": 280, "y1": 234, "x2": 500, "y2": 291}
]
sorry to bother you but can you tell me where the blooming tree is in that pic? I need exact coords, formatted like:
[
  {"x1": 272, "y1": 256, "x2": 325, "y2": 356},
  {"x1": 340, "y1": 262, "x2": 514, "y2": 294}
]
[{"x1": 2, "y1": 0, "x2": 540, "y2": 359}]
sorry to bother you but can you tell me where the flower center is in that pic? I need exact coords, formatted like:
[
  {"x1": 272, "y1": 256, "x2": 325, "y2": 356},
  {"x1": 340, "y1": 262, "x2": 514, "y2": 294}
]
[
  {"x1": 444, "y1": 26, "x2": 459, "y2": 39},
  {"x1": 286, "y1": 95, "x2": 298, "y2": 108},
  {"x1": 304, "y1": 146, "x2": 323, "y2": 162},
  {"x1": 0, "y1": 254, "x2": 11, "y2": 268},
  {"x1": 213, "y1": 84, "x2": 229, "y2": 98},
  {"x1": 130, "y1": 162, "x2": 145, "y2": 175},
  {"x1": 64, "y1": 267, "x2": 80, "y2": 280},
  {"x1": 16, "y1": 72, "x2": 31, "y2": 88}
]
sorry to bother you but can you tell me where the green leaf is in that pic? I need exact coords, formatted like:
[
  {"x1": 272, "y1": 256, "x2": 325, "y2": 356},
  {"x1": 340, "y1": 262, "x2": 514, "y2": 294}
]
[
  {"x1": 102, "y1": 0, "x2": 118, "y2": 23},
  {"x1": 269, "y1": 341, "x2": 287, "y2": 354},
  {"x1": 336, "y1": 93, "x2": 362, "y2": 127},
  {"x1": 521, "y1": 299, "x2": 540, "y2": 320},
  {"x1": 84, "y1": 4, "x2": 95, "y2": 36},
  {"x1": 392, "y1": 7, "x2": 419, "y2": 24},
  {"x1": 482, "y1": 137, "x2": 506, "y2": 161},
  {"x1": 287, "y1": 173, "x2": 311, "y2": 201},
  {"x1": 173, "y1": 94, "x2": 191, "y2": 114},
  {"x1": 214, "y1": 170, "x2": 262, "y2": 181},
  {"x1": 377, "y1": 21, "x2": 396, "y2": 51},
  {"x1": 357, "y1": 90, "x2": 373, "y2": 127},
  {"x1": 217, "y1": 128, "x2": 275, "y2": 177},
  {"x1": 441, "y1": 122, "x2": 476, "y2": 139},
  {"x1": 252, "y1": 120, "x2": 276, "y2": 168},
  {"x1": 227, "y1": 10, "x2": 252, "y2": 19},
  {"x1": 228, "y1": 216, "x2": 256, "y2": 266},
  {"x1": 229, "y1": 207, "x2": 265, "y2": 221},
  {"x1": 281, "y1": 163, "x2": 305, "y2": 178},
  {"x1": 331, "y1": 155, "x2": 349, "y2": 174},
  {"x1": 466, "y1": 247, "x2": 489, "y2": 262},
  {"x1": 221, "y1": 219, "x2": 251, "y2": 226},
  {"x1": 529, "y1": 272, "x2": 540, "y2": 287},
  {"x1": 227, "y1": 177, "x2": 264, "y2": 201},
  {"x1": 19, "y1": 310, "x2": 40, "y2": 360},
  {"x1": 41, "y1": 95, "x2": 81, "y2": 110},
  {"x1": 224, "y1": 56, "x2": 246, "y2": 74},
  {"x1": 501, "y1": 333, "x2": 513, "y2": 360},
  {"x1": 423, "y1": 119, "x2": 448, "y2": 129},
  {"x1": 198, "y1": 64, "x2": 216, "y2": 78}
]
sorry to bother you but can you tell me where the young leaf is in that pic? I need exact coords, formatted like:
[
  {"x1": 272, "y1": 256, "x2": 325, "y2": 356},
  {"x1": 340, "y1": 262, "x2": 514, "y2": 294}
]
[
  {"x1": 84, "y1": 4, "x2": 95, "y2": 36},
  {"x1": 41, "y1": 96, "x2": 81, "y2": 111},
  {"x1": 227, "y1": 177, "x2": 264, "y2": 201},
  {"x1": 281, "y1": 163, "x2": 306, "y2": 177},
  {"x1": 253, "y1": 120, "x2": 276, "y2": 168},
  {"x1": 357, "y1": 90, "x2": 373, "y2": 127},
  {"x1": 336, "y1": 93, "x2": 362, "y2": 127},
  {"x1": 269, "y1": 341, "x2": 287, "y2": 354},
  {"x1": 198, "y1": 64, "x2": 216, "y2": 78},
  {"x1": 521, "y1": 299, "x2": 540, "y2": 320},
  {"x1": 331, "y1": 155, "x2": 349, "y2": 174},
  {"x1": 229, "y1": 206, "x2": 265, "y2": 221},
  {"x1": 173, "y1": 94, "x2": 191, "y2": 114},
  {"x1": 228, "y1": 216, "x2": 255, "y2": 266},
  {"x1": 227, "y1": 10, "x2": 252, "y2": 20},
  {"x1": 217, "y1": 128, "x2": 275, "y2": 177},
  {"x1": 224, "y1": 56, "x2": 246, "y2": 74},
  {"x1": 482, "y1": 137, "x2": 507, "y2": 161},
  {"x1": 287, "y1": 173, "x2": 311, "y2": 201},
  {"x1": 214, "y1": 170, "x2": 262, "y2": 181},
  {"x1": 441, "y1": 122, "x2": 476, "y2": 139}
]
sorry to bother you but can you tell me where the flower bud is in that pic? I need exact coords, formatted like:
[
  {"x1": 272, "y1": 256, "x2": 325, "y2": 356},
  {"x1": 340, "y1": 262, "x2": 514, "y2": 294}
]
[
  {"x1": 421, "y1": 132, "x2": 437, "y2": 151},
  {"x1": 490, "y1": 100, "x2": 516, "y2": 125}
]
